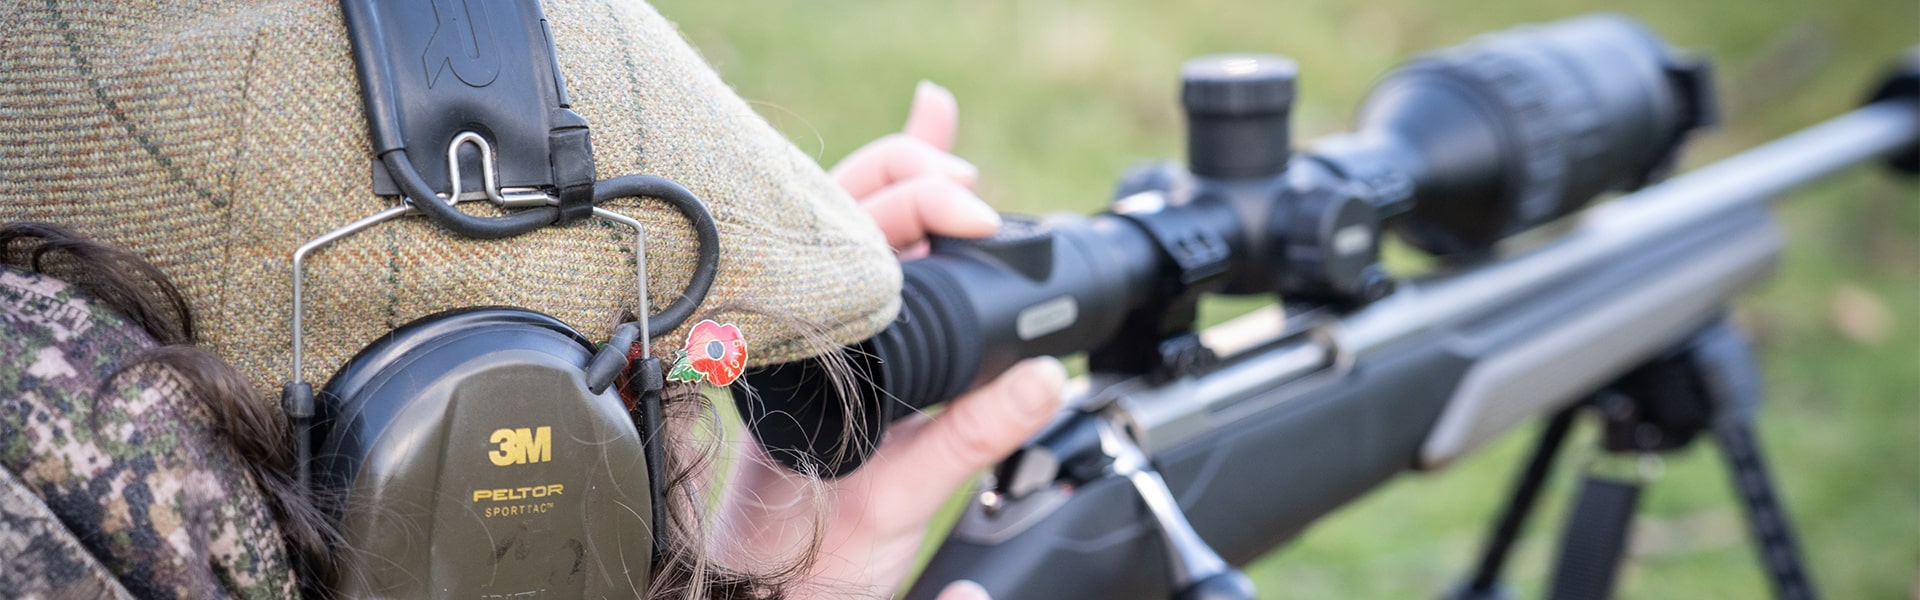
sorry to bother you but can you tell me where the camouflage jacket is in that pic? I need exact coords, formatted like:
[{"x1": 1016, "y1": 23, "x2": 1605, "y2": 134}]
[{"x1": 0, "y1": 266, "x2": 296, "y2": 599}]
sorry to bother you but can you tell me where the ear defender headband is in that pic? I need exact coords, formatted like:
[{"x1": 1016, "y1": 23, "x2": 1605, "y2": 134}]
[{"x1": 278, "y1": 2, "x2": 719, "y2": 596}]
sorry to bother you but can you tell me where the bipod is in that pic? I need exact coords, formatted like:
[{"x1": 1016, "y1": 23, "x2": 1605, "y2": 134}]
[{"x1": 1448, "y1": 319, "x2": 1817, "y2": 600}]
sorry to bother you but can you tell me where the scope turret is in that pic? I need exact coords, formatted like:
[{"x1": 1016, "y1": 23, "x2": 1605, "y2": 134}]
[{"x1": 1183, "y1": 54, "x2": 1298, "y2": 178}]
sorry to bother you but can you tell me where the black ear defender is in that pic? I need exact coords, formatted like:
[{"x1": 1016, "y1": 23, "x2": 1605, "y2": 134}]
[
  {"x1": 275, "y1": 1, "x2": 722, "y2": 596},
  {"x1": 309, "y1": 308, "x2": 661, "y2": 598}
]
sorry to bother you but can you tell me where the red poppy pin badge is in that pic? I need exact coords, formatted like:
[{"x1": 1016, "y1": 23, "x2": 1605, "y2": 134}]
[{"x1": 667, "y1": 320, "x2": 748, "y2": 386}]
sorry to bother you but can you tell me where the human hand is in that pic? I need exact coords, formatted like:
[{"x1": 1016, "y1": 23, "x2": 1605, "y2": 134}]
[
  {"x1": 713, "y1": 81, "x2": 1067, "y2": 600},
  {"x1": 829, "y1": 80, "x2": 1001, "y2": 257}
]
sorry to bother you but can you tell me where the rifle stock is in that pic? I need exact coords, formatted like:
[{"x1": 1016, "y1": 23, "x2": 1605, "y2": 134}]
[{"x1": 906, "y1": 101, "x2": 1918, "y2": 600}]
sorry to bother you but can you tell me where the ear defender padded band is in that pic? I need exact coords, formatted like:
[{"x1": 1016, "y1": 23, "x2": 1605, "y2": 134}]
[{"x1": 313, "y1": 308, "x2": 654, "y2": 597}]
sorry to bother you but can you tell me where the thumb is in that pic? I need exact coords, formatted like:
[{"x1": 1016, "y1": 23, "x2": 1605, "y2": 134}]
[
  {"x1": 904, "y1": 80, "x2": 960, "y2": 151},
  {"x1": 850, "y1": 357, "x2": 1067, "y2": 516}
]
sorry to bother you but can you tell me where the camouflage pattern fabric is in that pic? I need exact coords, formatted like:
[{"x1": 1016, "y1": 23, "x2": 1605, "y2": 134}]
[
  {"x1": 0, "y1": 266, "x2": 297, "y2": 599},
  {"x1": 0, "y1": 465, "x2": 136, "y2": 600}
]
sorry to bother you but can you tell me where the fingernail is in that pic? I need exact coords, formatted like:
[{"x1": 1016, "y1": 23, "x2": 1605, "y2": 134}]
[
  {"x1": 939, "y1": 580, "x2": 992, "y2": 600},
  {"x1": 929, "y1": 152, "x2": 979, "y2": 181},
  {"x1": 1007, "y1": 357, "x2": 1067, "y2": 415},
  {"x1": 955, "y1": 192, "x2": 1003, "y2": 230},
  {"x1": 909, "y1": 79, "x2": 958, "y2": 130},
  {"x1": 916, "y1": 79, "x2": 954, "y2": 106}
]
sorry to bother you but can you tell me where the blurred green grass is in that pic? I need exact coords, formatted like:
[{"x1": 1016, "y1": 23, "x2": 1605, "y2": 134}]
[{"x1": 652, "y1": 0, "x2": 1918, "y2": 597}]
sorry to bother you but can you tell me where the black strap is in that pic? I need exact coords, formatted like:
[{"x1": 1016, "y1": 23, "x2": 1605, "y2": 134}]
[
  {"x1": 1547, "y1": 474, "x2": 1641, "y2": 600},
  {"x1": 551, "y1": 126, "x2": 598, "y2": 224},
  {"x1": 342, "y1": 0, "x2": 598, "y2": 230}
]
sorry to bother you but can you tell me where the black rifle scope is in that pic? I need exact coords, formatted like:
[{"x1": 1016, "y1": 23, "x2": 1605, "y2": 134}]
[{"x1": 734, "y1": 14, "x2": 1714, "y2": 476}]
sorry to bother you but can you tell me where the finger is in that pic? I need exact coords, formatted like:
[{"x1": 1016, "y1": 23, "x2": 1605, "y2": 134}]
[
  {"x1": 860, "y1": 175, "x2": 1002, "y2": 249},
  {"x1": 937, "y1": 580, "x2": 992, "y2": 600},
  {"x1": 904, "y1": 80, "x2": 960, "y2": 151},
  {"x1": 849, "y1": 357, "x2": 1067, "y2": 516},
  {"x1": 830, "y1": 134, "x2": 977, "y2": 200}
]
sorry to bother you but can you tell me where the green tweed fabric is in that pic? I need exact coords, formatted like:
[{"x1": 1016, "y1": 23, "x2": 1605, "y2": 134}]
[
  {"x1": 0, "y1": 266, "x2": 296, "y2": 598},
  {"x1": 0, "y1": 0, "x2": 901, "y2": 395}
]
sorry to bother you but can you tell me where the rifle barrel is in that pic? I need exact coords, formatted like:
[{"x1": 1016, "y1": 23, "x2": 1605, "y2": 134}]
[{"x1": 908, "y1": 101, "x2": 1917, "y2": 600}]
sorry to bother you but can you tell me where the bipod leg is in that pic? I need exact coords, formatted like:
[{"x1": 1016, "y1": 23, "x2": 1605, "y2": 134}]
[
  {"x1": 1544, "y1": 437, "x2": 1651, "y2": 600},
  {"x1": 1686, "y1": 319, "x2": 1821, "y2": 600},
  {"x1": 1449, "y1": 407, "x2": 1579, "y2": 600},
  {"x1": 1715, "y1": 408, "x2": 1818, "y2": 600}
]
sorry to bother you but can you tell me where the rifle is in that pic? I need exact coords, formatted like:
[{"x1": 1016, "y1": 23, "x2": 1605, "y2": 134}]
[{"x1": 732, "y1": 13, "x2": 1919, "y2": 600}]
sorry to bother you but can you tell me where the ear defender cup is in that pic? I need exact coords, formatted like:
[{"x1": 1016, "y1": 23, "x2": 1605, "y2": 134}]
[{"x1": 312, "y1": 307, "x2": 653, "y2": 598}]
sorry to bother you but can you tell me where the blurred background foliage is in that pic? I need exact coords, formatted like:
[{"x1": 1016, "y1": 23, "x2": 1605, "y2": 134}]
[{"x1": 652, "y1": 0, "x2": 1916, "y2": 597}]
